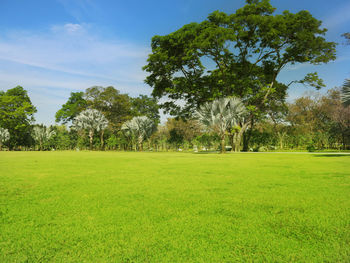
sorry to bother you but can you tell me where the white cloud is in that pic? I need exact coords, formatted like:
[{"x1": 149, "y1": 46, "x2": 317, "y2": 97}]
[
  {"x1": 64, "y1": 23, "x2": 83, "y2": 33},
  {"x1": 0, "y1": 23, "x2": 149, "y2": 81},
  {"x1": 0, "y1": 23, "x2": 152, "y2": 124}
]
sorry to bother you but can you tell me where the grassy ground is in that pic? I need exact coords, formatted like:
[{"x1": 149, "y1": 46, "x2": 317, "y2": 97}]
[{"x1": 0, "y1": 151, "x2": 349, "y2": 262}]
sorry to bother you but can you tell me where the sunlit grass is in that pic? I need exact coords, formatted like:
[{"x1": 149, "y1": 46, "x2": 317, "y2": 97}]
[{"x1": 0, "y1": 151, "x2": 349, "y2": 262}]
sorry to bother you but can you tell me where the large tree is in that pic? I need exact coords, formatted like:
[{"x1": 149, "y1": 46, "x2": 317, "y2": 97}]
[
  {"x1": 143, "y1": 0, "x2": 336, "y2": 126},
  {"x1": 0, "y1": 86, "x2": 37, "y2": 149}
]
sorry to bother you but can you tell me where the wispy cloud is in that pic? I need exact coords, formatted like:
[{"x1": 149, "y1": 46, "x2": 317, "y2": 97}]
[
  {"x1": 0, "y1": 23, "x2": 151, "y2": 124},
  {"x1": 0, "y1": 23, "x2": 149, "y2": 83},
  {"x1": 55, "y1": 0, "x2": 100, "y2": 23}
]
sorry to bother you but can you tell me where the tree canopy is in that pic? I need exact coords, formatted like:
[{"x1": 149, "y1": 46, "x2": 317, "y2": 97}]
[
  {"x1": 131, "y1": 95, "x2": 160, "y2": 124},
  {"x1": 143, "y1": 0, "x2": 336, "y2": 118},
  {"x1": 84, "y1": 86, "x2": 133, "y2": 131},
  {"x1": 0, "y1": 86, "x2": 37, "y2": 149},
  {"x1": 73, "y1": 109, "x2": 109, "y2": 150},
  {"x1": 55, "y1": 92, "x2": 87, "y2": 124}
]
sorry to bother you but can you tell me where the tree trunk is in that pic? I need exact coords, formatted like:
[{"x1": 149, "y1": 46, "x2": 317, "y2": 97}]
[
  {"x1": 100, "y1": 130, "x2": 104, "y2": 150},
  {"x1": 221, "y1": 135, "x2": 225, "y2": 153},
  {"x1": 235, "y1": 123, "x2": 250, "y2": 152},
  {"x1": 278, "y1": 132, "x2": 284, "y2": 150},
  {"x1": 229, "y1": 134, "x2": 234, "y2": 152},
  {"x1": 89, "y1": 129, "x2": 94, "y2": 150},
  {"x1": 138, "y1": 136, "x2": 143, "y2": 151},
  {"x1": 243, "y1": 118, "x2": 254, "y2": 151}
]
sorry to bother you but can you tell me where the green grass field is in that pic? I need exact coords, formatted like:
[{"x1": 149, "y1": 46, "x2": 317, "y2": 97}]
[{"x1": 0, "y1": 151, "x2": 349, "y2": 262}]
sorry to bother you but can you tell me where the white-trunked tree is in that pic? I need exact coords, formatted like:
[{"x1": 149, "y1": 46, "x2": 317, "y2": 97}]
[
  {"x1": 122, "y1": 116, "x2": 156, "y2": 151},
  {"x1": 0, "y1": 127, "x2": 10, "y2": 151},
  {"x1": 195, "y1": 97, "x2": 248, "y2": 153},
  {"x1": 73, "y1": 109, "x2": 109, "y2": 150},
  {"x1": 342, "y1": 79, "x2": 350, "y2": 106},
  {"x1": 32, "y1": 126, "x2": 56, "y2": 150}
]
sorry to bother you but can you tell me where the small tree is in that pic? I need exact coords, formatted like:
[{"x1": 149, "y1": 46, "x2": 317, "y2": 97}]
[
  {"x1": 0, "y1": 127, "x2": 10, "y2": 151},
  {"x1": 122, "y1": 116, "x2": 156, "y2": 151},
  {"x1": 73, "y1": 109, "x2": 108, "y2": 150},
  {"x1": 32, "y1": 125, "x2": 56, "y2": 150}
]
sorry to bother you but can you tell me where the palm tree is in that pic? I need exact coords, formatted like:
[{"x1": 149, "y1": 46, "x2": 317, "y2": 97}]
[
  {"x1": 73, "y1": 109, "x2": 108, "y2": 150},
  {"x1": 0, "y1": 127, "x2": 10, "y2": 151},
  {"x1": 32, "y1": 125, "x2": 56, "y2": 150},
  {"x1": 195, "y1": 97, "x2": 248, "y2": 153},
  {"x1": 341, "y1": 79, "x2": 350, "y2": 106},
  {"x1": 122, "y1": 116, "x2": 156, "y2": 151}
]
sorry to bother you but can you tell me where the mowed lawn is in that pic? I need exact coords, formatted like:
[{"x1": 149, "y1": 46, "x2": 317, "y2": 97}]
[{"x1": 0, "y1": 152, "x2": 349, "y2": 262}]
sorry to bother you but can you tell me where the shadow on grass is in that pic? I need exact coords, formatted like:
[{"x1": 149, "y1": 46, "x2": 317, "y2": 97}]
[
  {"x1": 313, "y1": 154, "x2": 350, "y2": 157},
  {"x1": 194, "y1": 151, "x2": 219, "y2": 154}
]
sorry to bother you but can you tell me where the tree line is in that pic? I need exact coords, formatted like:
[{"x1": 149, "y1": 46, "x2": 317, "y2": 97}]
[
  {"x1": 0, "y1": 85, "x2": 348, "y2": 152},
  {"x1": 0, "y1": 0, "x2": 349, "y2": 152}
]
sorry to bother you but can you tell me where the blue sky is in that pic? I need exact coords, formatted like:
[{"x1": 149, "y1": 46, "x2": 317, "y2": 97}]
[{"x1": 0, "y1": 0, "x2": 349, "y2": 125}]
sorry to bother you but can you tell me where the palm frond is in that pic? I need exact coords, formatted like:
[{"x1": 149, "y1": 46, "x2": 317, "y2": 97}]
[{"x1": 341, "y1": 79, "x2": 350, "y2": 106}]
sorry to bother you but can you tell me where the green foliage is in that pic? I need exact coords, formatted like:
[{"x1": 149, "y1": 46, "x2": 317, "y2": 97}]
[
  {"x1": 85, "y1": 86, "x2": 132, "y2": 131},
  {"x1": 0, "y1": 86, "x2": 37, "y2": 149},
  {"x1": 194, "y1": 133, "x2": 220, "y2": 150},
  {"x1": 144, "y1": 0, "x2": 336, "y2": 118},
  {"x1": 55, "y1": 92, "x2": 87, "y2": 124},
  {"x1": 106, "y1": 134, "x2": 118, "y2": 149},
  {"x1": 50, "y1": 125, "x2": 73, "y2": 150},
  {"x1": 131, "y1": 95, "x2": 160, "y2": 124},
  {"x1": 167, "y1": 128, "x2": 184, "y2": 148},
  {"x1": 298, "y1": 72, "x2": 326, "y2": 90},
  {"x1": 1, "y1": 152, "x2": 349, "y2": 262}
]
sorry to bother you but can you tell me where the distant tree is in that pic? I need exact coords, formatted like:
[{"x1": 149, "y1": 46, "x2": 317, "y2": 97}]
[
  {"x1": 55, "y1": 92, "x2": 87, "y2": 124},
  {"x1": 85, "y1": 86, "x2": 132, "y2": 131},
  {"x1": 0, "y1": 127, "x2": 10, "y2": 151},
  {"x1": 50, "y1": 125, "x2": 73, "y2": 150},
  {"x1": 0, "y1": 86, "x2": 37, "y2": 149},
  {"x1": 342, "y1": 32, "x2": 350, "y2": 45},
  {"x1": 340, "y1": 33, "x2": 350, "y2": 106},
  {"x1": 73, "y1": 109, "x2": 109, "y2": 150},
  {"x1": 122, "y1": 116, "x2": 156, "y2": 151},
  {"x1": 196, "y1": 97, "x2": 248, "y2": 153},
  {"x1": 131, "y1": 95, "x2": 160, "y2": 124},
  {"x1": 194, "y1": 133, "x2": 220, "y2": 151},
  {"x1": 32, "y1": 125, "x2": 56, "y2": 151},
  {"x1": 167, "y1": 128, "x2": 184, "y2": 149},
  {"x1": 165, "y1": 118, "x2": 202, "y2": 145}
]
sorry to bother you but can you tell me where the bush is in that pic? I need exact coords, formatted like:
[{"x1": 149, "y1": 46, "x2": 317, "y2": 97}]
[{"x1": 306, "y1": 144, "x2": 316, "y2": 152}]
